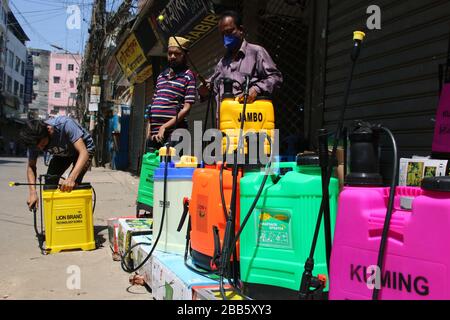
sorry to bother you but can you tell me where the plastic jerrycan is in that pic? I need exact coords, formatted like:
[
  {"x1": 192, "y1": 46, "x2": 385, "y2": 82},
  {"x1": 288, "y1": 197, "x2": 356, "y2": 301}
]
[{"x1": 239, "y1": 155, "x2": 339, "y2": 299}]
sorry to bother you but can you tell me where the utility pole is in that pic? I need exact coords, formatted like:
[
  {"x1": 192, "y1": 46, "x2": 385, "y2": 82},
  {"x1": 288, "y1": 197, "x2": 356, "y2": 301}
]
[
  {"x1": 79, "y1": 0, "x2": 133, "y2": 167},
  {"x1": 95, "y1": 0, "x2": 106, "y2": 167},
  {"x1": 78, "y1": 0, "x2": 106, "y2": 167}
]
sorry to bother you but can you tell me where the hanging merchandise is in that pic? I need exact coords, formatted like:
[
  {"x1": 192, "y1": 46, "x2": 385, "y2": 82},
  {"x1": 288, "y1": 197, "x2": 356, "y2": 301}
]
[
  {"x1": 136, "y1": 149, "x2": 161, "y2": 217},
  {"x1": 219, "y1": 79, "x2": 275, "y2": 165},
  {"x1": 432, "y1": 30, "x2": 450, "y2": 154},
  {"x1": 153, "y1": 156, "x2": 198, "y2": 255},
  {"x1": 239, "y1": 157, "x2": 338, "y2": 299}
]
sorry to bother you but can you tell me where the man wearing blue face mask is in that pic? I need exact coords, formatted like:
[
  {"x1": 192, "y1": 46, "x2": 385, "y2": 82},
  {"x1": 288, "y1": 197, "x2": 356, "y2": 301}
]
[{"x1": 199, "y1": 10, "x2": 283, "y2": 123}]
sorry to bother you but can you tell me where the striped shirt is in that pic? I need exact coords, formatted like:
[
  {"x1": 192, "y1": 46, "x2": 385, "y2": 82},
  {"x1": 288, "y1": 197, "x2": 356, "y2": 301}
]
[{"x1": 148, "y1": 67, "x2": 196, "y2": 137}]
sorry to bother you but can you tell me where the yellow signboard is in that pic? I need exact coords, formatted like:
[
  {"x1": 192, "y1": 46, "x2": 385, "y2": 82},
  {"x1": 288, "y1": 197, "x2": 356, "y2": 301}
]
[
  {"x1": 130, "y1": 64, "x2": 153, "y2": 85},
  {"x1": 116, "y1": 33, "x2": 147, "y2": 78},
  {"x1": 90, "y1": 86, "x2": 101, "y2": 96}
]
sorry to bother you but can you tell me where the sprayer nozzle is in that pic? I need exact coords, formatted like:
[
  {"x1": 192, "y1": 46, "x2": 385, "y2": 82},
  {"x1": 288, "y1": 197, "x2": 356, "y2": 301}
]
[{"x1": 353, "y1": 31, "x2": 366, "y2": 42}]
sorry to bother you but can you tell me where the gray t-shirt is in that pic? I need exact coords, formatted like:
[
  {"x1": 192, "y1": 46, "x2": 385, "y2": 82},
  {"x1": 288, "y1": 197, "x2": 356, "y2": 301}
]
[{"x1": 28, "y1": 116, "x2": 95, "y2": 160}]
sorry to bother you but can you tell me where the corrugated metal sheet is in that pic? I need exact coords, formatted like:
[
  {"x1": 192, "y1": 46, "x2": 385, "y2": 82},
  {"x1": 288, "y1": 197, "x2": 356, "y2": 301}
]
[{"x1": 321, "y1": 0, "x2": 449, "y2": 179}]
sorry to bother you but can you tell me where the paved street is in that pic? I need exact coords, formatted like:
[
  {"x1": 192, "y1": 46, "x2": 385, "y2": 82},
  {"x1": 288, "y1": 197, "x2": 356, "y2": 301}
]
[{"x1": 0, "y1": 156, "x2": 152, "y2": 300}]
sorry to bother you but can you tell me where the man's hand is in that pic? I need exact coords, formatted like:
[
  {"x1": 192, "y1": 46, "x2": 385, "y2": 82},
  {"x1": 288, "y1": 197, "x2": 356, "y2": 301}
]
[
  {"x1": 198, "y1": 83, "x2": 211, "y2": 101},
  {"x1": 237, "y1": 87, "x2": 258, "y2": 104},
  {"x1": 27, "y1": 192, "x2": 39, "y2": 211},
  {"x1": 152, "y1": 126, "x2": 166, "y2": 143},
  {"x1": 60, "y1": 178, "x2": 76, "y2": 192}
]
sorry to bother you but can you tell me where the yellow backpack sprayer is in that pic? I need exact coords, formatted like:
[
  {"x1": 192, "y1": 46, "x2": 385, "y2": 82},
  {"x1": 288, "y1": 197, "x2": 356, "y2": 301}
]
[
  {"x1": 219, "y1": 78, "x2": 275, "y2": 164},
  {"x1": 9, "y1": 174, "x2": 96, "y2": 254}
]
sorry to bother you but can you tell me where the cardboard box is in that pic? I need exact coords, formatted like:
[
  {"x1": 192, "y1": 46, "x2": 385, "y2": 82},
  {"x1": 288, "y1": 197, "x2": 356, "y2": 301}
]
[
  {"x1": 129, "y1": 235, "x2": 153, "y2": 288},
  {"x1": 107, "y1": 216, "x2": 135, "y2": 254},
  {"x1": 399, "y1": 157, "x2": 448, "y2": 186},
  {"x1": 131, "y1": 235, "x2": 152, "y2": 268},
  {"x1": 192, "y1": 284, "x2": 245, "y2": 300},
  {"x1": 118, "y1": 218, "x2": 153, "y2": 267},
  {"x1": 151, "y1": 251, "x2": 178, "y2": 300},
  {"x1": 150, "y1": 251, "x2": 217, "y2": 300}
]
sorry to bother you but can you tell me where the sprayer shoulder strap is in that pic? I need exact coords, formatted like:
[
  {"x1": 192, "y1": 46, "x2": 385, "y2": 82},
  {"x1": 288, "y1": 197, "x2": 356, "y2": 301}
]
[{"x1": 177, "y1": 198, "x2": 190, "y2": 232}]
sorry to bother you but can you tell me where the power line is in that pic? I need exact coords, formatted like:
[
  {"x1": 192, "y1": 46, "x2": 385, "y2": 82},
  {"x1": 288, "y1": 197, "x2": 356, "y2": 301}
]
[
  {"x1": 9, "y1": 0, "x2": 54, "y2": 46},
  {"x1": 19, "y1": 0, "x2": 94, "y2": 8}
]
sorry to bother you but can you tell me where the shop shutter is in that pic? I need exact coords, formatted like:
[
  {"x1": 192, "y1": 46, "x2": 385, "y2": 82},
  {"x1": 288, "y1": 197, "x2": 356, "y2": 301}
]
[{"x1": 321, "y1": 0, "x2": 450, "y2": 180}]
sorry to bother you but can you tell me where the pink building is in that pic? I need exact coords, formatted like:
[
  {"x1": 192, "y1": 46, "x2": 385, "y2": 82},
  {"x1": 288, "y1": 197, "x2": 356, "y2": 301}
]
[{"x1": 48, "y1": 52, "x2": 82, "y2": 116}]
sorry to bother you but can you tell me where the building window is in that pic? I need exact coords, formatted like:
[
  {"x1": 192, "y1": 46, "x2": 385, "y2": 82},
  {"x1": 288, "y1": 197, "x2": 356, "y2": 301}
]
[
  {"x1": 14, "y1": 80, "x2": 19, "y2": 96},
  {"x1": 54, "y1": 92, "x2": 61, "y2": 98},
  {"x1": 21, "y1": 62, "x2": 25, "y2": 76},
  {"x1": 56, "y1": 63, "x2": 62, "y2": 71},
  {"x1": 9, "y1": 51, "x2": 14, "y2": 68},
  {"x1": 69, "y1": 79, "x2": 75, "y2": 88},
  {"x1": 68, "y1": 64, "x2": 74, "y2": 71},
  {"x1": 6, "y1": 76, "x2": 12, "y2": 93},
  {"x1": 70, "y1": 92, "x2": 77, "y2": 99},
  {"x1": 20, "y1": 84, "x2": 24, "y2": 98},
  {"x1": 53, "y1": 77, "x2": 61, "y2": 84},
  {"x1": 15, "y1": 57, "x2": 20, "y2": 72}
]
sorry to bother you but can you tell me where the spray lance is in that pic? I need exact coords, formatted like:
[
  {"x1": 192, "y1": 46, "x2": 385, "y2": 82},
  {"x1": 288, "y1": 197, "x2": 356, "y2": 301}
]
[
  {"x1": 298, "y1": 30, "x2": 366, "y2": 300},
  {"x1": 216, "y1": 75, "x2": 251, "y2": 299}
]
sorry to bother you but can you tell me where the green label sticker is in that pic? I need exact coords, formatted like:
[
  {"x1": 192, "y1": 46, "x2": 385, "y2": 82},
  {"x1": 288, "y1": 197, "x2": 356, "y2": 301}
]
[{"x1": 255, "y1": 209, "x2": 292, "y2": 249}]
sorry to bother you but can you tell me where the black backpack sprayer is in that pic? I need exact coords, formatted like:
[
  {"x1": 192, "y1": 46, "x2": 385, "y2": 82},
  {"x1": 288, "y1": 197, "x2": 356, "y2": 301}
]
[
  {"x1": 298, "y1": 30, "x2": 366, "y2": 299},
  {"x1": 298, "y1": 30, "x2": 401, "y2": 301},
  {"x1": 343, "y1": 120, "x2": 399, "y2": 300},
  {"x1": 9, "y1": 174, "x2": 97, "y2": 255}
]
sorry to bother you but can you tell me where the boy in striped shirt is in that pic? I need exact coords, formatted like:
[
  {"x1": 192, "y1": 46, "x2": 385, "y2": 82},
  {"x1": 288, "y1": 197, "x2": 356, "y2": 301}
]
[{"x1": 147, "y1": 36, "x2": 197, "y2": 149}]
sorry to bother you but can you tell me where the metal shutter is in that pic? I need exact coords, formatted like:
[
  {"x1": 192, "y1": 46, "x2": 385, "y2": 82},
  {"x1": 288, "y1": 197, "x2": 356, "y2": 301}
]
[
  {"x1": 186, "y1": 27, "x2": 224, "y2": 151},
  {"x1": 322, "y1": 0, "x2": 450, "y2": 180}
]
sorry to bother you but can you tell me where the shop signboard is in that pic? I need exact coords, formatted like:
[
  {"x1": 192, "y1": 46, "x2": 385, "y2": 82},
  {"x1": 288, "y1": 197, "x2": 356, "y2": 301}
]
[
  {"x1": 149, "y1": 0, "x2": 218, "y2": 46},
  {"x1": 116, "y1": 33, "x2": 148, "y2": 79}
]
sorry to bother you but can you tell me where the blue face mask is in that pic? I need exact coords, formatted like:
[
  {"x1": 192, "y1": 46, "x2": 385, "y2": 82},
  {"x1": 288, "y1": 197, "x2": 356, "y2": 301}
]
[{"x1": 224, "y1": 34, "x2": 241, "y2": 51}]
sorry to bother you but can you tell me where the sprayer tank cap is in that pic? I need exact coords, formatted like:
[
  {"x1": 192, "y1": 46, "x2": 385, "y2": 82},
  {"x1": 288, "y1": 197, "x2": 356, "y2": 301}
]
[
  {"x1": 159, "y1": 147, "x2": 176, "y2": 157},
  {"x1": 353, "y1": 31, "x2": 366, "y2": 41}
]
